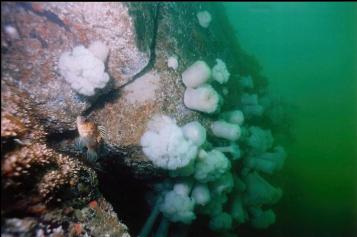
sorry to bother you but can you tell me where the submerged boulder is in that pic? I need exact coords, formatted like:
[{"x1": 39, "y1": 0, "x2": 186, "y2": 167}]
[{"x1": 2, "y1": 2, "x2": 285, "y2": 236}]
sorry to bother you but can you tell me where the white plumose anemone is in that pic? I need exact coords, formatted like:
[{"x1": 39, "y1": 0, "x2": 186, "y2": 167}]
[
  {"x1": 58, "y1": 43, "x2": 109, "y2": 96},
  {"x1": 184, "y1": 84, "x2": 220, "y2": 114},
  {"x1": 249, "y1": 207, "x2": 276, "y2": 229},
  {"x1": 140, "y1": 115, "x2": 198, "y2": 170},
  {"x1": 210, "y1": 121, "x2": 241, "y2": 141},
  {"x1": 220, "y1": 110, "x2": 244, "y2": 125},
  {"x1": 246, "y1": 126, "x2": 274, "y2": 153},
  {"x1": 182, "y1": 121, "x2": 206, "y2": 146},
  {"x1": 194, "y1": 149, "x2": 231, "y2": 182},
  {"x1": 160, "y1": 188, "x2": 196, "y2": 224},
  {"x1": 243, "y1": 172, "x2": 282, "y2": 206},
  {"x1": 191, "y1": 184, "x2": 211, "y2": 206},
  {"x1": 212, "y1": 59, "x2": 230, "y2": 84},
  {"x1": 244, "y1": 146, "x2": 286, "y2": 174},
  {"x1": 182, "y1": 60, "x2": 211, "y2": 88},
  {"x1": 197, "y1": 11, "x2": 212, "y2": 28}
]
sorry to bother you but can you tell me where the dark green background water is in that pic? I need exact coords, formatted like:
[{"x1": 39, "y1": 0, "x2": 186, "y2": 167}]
[{"x1": 224, "y1": 2, "x2": 357, "y2": 236}]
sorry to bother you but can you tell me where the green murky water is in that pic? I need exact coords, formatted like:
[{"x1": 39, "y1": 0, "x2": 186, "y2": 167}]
[{"x1": 224, "y1": 2, "x2": 357, "y2": 236}]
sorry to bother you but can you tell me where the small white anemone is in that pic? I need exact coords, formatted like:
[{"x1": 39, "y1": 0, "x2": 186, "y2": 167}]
[
  {"x1": 182, "y1": 121, "x2": 206, "y2": 146},
  {"x1": 241, "y1": 93, "x2": 259, "y2": 105},
  {"x1": 160, "y1": 187, "x2": 196, "y2": 224},
  {"x1": 242, "y1": 104, "x2": 264, "y2": 117},
  {"x1": 184, "y1": 84, "x2": 221, "y2": 114},
  {"x1": 230, "y1": 196, "x2": 248, "y2": 224},
  {"x1": 197, "y1": 11, "x2": 212, "y2": 28},
  {"x1": 243, "y1": 172, "x2": 282, "y2": 206},
  {"x1": 194, "y1": 149, "x2": 231, "y2": 182},
  {"x1": 210, "y1": 172, "x2": 234, "y2": 196},
  {"x1": 191, "y1": 184, "x2": 211, "y2": 206},
  {"x1": 212, "y1": 59, "x2": 230, "y2": 84},
  {"x1": 4, "y1": 25, "x2": 20, "y2": 40},
  {"x1": 244, "y1": 146, "x2": 286, "y2": 174},
  {"x1": 182, "y1": 60, "x2": 211, "y2": 88},
  {"x1": 246, "y1": 126, "x2": 274, "y2": 153},
  {"x1": 197, "y1": 191, "x2": 228, "y2": 216},
  {"x1": 173, "y1": 182, "x2": 192, "y2": 196},
  {"x1": 239, "y1": 75, "x2": 254, "y2": 89},
  {"x1": 249, "y1": 207, "x2": 276, "y2": 229},
  {"x1": 220, "y1": 110, "x2": 244, "y2": 125},
  {"x1": 210, "y1": 121, "x2": 241, "y2": 141},
  {"x1": 209, "y1": 212, "x2": 232, "y2": 231},
  {"x1": 215, "y1": 143, "x2": 241, "y2": 160},
  {"x1": 167, "y1": 55, "x2": 179, "y2": 70},
  {"x1": 241, "y1": 93, "x2": 264, "y2": 117}
]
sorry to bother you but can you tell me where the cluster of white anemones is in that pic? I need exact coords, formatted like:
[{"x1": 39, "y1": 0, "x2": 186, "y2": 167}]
[
  {"x1": 140, "y1": 105, "x2": 286, "y2": 236},
  {"x1": 138, "y1": 9, "x2": 287, "y2": 237}
]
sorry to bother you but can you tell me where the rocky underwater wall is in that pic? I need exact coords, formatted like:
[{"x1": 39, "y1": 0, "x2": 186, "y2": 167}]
[{"x1": 1, "y1": 2, "x2": 291, "y2": 236}]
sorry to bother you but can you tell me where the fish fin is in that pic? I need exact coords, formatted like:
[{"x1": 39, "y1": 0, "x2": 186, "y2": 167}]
[
  {"x1": 74, "y1": 137, "x2": 85, "y2": 150},
  {"x1": 87, "y1": 149, "x2": 98, "y2": 163},
  {"x1": 98, "y1": 125, "x2": 107, "y2": 138},
  {"x1": 13, "y1": 138, "x2": 31, "y2": 146}
]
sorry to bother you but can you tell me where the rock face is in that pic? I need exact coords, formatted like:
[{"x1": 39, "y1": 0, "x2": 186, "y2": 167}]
[
  {"x1": 2, "y1": 2, "x2": 272, "y2": 236},
  {"x1": 1, "y1": 2, "x2": 267, "y2": 173},
  {"x1": 1, "y1": 2, "x2": 153, "y2": 132}
]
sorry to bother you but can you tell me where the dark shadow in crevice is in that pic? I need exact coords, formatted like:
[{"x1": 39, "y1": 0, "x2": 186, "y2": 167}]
[{"x1": 97, "y1": 165, "x2": 158, "y2": 236}]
